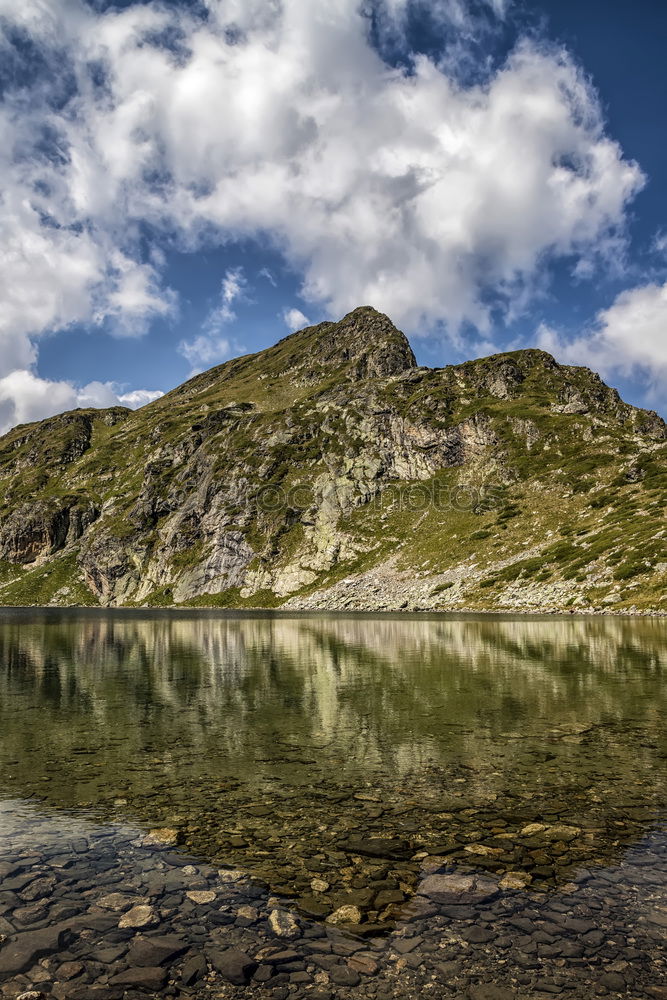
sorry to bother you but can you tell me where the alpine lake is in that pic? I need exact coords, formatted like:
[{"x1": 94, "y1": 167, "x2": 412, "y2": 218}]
[{"x1": 0, "y1": 610, "x2": 665, "y2": 1000}]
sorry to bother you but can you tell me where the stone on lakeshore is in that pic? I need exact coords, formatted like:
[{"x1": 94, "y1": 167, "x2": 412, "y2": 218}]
[
  {"x1": 218, "y1": 869, "x2": 245, "y2": 883},
  {"x1": 326, "y1": 905, "x2": 363, "y2": 926},
  {"x1": 599, "y1": 972, "x2": 626, "y2": 991},
  {"x1": 186, "y1": 889, "x2": 216, "y2": 904},
  {"x1": 181, "y1": 952, "x2": 207, "y2": 986},
  {"x1": 16, "y1": 993, "x2": 49, "y2": 1000},
  {"x1": 418, "y1": 873, "x2": 498, "y2": 905},
  {"x1": 97, "y1": 893, "x2": 144, "y2": 912},
  {"x1": 340, "y1": 837, "x2": 411, "y2": 860},
  {"x1": 311, "y1": 878, "x2": 330, "y2": 893},
  {"x1": 541, "y1": 824, "x2": 580, "y2": 842},
  {"x1": 20, "y1": 876, "x2": 57, "y2": 902},
  {"x1": 520, "y1": 823, "x2": 546, "y2": 836},
  {"x1": 0, "y1": 924, "x2": 70, "y2": 975},
  {"x1": 465, "y1": 926, "x2": 496, "y2": 944},
  {"x1": 263, "y1": 949, "x2": 301, "y2": 965},
  {"x1": 108, "y1": 965, "x2": 168, "y2": 990},
  {"x1": 374, "y1": 889, "x2": 404, "y2": 908},
  {"x1": 393, "y1": 937, "x2": 422, "y2": 955},
  {"x1": 57, "y1": 961, "x2": 86, "y2": 981},
  {"x1": 329, "y1": 964, "x2": 361, "y2": 987},
  {"x1": 499, "y1": 871, "x2": 533, "y2": 890},
  {"x1": 143, "y1": 828, "x2": 180, "y2": 848},
  {"x1": 349, "y1": 953, "x2": 379, "y2": 975},
  {"x1": 69, "y1": 910, "x2": 118, "y2": 934},
  {"x1": 297, "y1": 895, "x2": 333, "y2": 918},
  {"x1": 118, "y1": 904, "x2": 159, "y2": 929},
  {"x1": 268, "y1": 909, "x2": 301, "y2": 939},
  {"x1": 13, "y1": 904, "x2": 49, "y2": 926},
  {"x1": 253, "y1": 964, "x2": 276, "y2": 983},
  {"x1": 127, "y1": 933, "x2": 188, "y2": 967},
  {"x1": 341, "y1": 921, "x2": 392, "y2": 938},
  {"x1": 66, "y1": 988, "x2": 125, "y2": 1000},
  {"x1": 464, "y1": 844, "x2": 503, "y2": 858},
  {"x1": 210, "y1": 947, "x2": 257, "y2": 985}
]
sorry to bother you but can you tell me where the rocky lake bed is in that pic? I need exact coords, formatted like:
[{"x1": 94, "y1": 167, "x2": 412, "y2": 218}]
[{"x1": 0, "y1": 610, "x2": 665, "y2": 999}]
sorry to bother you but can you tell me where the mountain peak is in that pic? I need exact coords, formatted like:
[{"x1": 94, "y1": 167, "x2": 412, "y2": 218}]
[{"x1": 273, "y1": 305, "x2": 417, "y2": 381}]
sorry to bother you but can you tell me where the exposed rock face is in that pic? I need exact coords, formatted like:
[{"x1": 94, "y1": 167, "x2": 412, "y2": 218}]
[
  {"x1": 0, "y1": 498, "x2": 99, "y2": 564},
  {"x1": 0, "y1": 307, "x2": 665, "y2": 612}
]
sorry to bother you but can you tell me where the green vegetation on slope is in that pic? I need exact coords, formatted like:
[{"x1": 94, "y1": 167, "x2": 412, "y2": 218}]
[{"x1": 0, "y1": 307, "x2": 664, "y2": 612}]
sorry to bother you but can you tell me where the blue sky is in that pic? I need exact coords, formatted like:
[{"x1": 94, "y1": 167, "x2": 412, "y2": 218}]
[{"x1": 0, "y1": 0, "x2": 666, "y2": 432}]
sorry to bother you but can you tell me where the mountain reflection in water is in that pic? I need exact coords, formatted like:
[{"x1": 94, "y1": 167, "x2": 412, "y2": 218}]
[{"x1": 0, "y1": 610, "x2": 665, "y2": 899}]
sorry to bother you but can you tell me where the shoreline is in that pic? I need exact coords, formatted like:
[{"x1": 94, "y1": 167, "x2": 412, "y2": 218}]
[{"x1": 0, "y1": 603, "x2": 665, "y2": 618}]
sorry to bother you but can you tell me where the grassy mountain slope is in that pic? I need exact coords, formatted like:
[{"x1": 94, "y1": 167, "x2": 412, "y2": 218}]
[{"x1": 0, "y1": 307, "x2": 665, "y2": 613}]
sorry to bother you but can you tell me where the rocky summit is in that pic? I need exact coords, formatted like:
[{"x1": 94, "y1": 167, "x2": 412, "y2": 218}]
[{"x1": 0, "y1": 306, "x2": 665, "y2": 613}]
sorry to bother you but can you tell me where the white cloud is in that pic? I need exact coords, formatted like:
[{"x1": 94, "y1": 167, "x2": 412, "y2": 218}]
[
  {"x1": 0, "y1": 372, "x2": 162, "y2": 435},
  {"x1": 0, "y1": 0, "x2": 650, "y2": 429},
  {"x1": 209, "y1": 267, "x2": 247, "y2": 329},
  {"x1": 178, "y1": 266, "x2": 246, "y2": 369},
  {"x1": 259, "y1": 267, "x2": 277, "y2": 286},
  {"x1": 118, "y1": 389, "x2": 165, "y2": 409},
  {"x1": 101, "y1": 254, "x2": 177, "y2": 336},
  {"x1": 0, "y1": 0, "x2": 643, "y2": 335},
  {"x1": 537, "y1": 282, "x2": 667, "y2": 404},
  {"x1": 177, "y1": 335, "x2": 236, "y2": 370},
  {"x1": 652, "y1": 231, "x2": 667, "y2": 256},
  {"x1": 283, "y1": 308, "x2": 311, "y2": 332}
]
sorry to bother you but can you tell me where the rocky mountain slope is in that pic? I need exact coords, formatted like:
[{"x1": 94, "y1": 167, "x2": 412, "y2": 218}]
[{"x1": 0, "y1": 307, "x2": 665, "y2": 613}]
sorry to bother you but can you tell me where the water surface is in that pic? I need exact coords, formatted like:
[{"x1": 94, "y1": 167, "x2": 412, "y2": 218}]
[{"x1": 0, "y1": 610, "x2": 665, "y2": 998}]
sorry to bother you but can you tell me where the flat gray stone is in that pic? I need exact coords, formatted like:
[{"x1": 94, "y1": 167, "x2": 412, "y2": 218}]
[
  {"x1": 419, "y1": 873, "x2": 498, "y2": 905},
  {"x1": 108, "y1": 966, "x2": 168, "y2": 990},
  {"x1": 0, "y1": 923, "x2": 69, "y2": 975},
  {"x1": 209, "y1": 947, "x2": 257, "y2": 985},
  {"x1": 126, "y1": 933, "x2": 188, "y2": 967}
]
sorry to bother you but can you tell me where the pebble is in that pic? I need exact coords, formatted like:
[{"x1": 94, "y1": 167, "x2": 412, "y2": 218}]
[
  {"x1": 499, "y1": 872, "x2": 533, "y2": 890},
  {"x1": 328, "y1": 964, "x2": 361, "y2": 987},
  {"x1": 0, "y1": 752, "x2": 663, "y2": 1000},
  {"x1": 326, "y1": 905, "x2": 363, "y2": 926},
  {"x1": 186, "y1": 890, "x2": 217, "y2": 904},
  {"x1": 143, "y1": 828, "x2": 180, "y2": 847},
  {"x1": 268, "y1": 909, "x2": 302, "y2": 939},
  {"x1": 117, "y1": 905, "x2": 158, "y2": 929}
]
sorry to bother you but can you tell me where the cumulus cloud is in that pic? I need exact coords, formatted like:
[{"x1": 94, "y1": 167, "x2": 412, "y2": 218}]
[
  {"x1": 283, "y1": 308, "x2": 312, "y2": 332},
  {"x1": 117, "y1": 389, "x2": 165, "y2": 409},
  {"x1": 0, "y1": 0, "x2": 649, "y2": 429},
  {"x1": 538, "y1": 282, "x2": 667, "y2": 401},
  {"x1": 0, "y1": 372, "x2": 162, "y2": 435},
  {"x1": 1, "y1": 0, "x2": 643, "y2": 332}
]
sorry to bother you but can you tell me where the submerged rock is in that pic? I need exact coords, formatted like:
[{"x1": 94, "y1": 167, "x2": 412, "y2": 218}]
[
  {"x1": 210, "y1": 947, "x2": 257, "y2": 985},
  {"x1": 418, "y1": 873, "x2": 498, "y2": 905},
  {"x1": 118, "y1": 905, "x2": 159, "y2": 930},
  {"x1": 499, "y1": 871, "x2": 533, "y2": 890},
  {"x1": 326, "y1": 905, "x2": 363, "y2": 926},
  {"x1": 268, "y1": 909, "x2": 301, "y2": 939}
]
